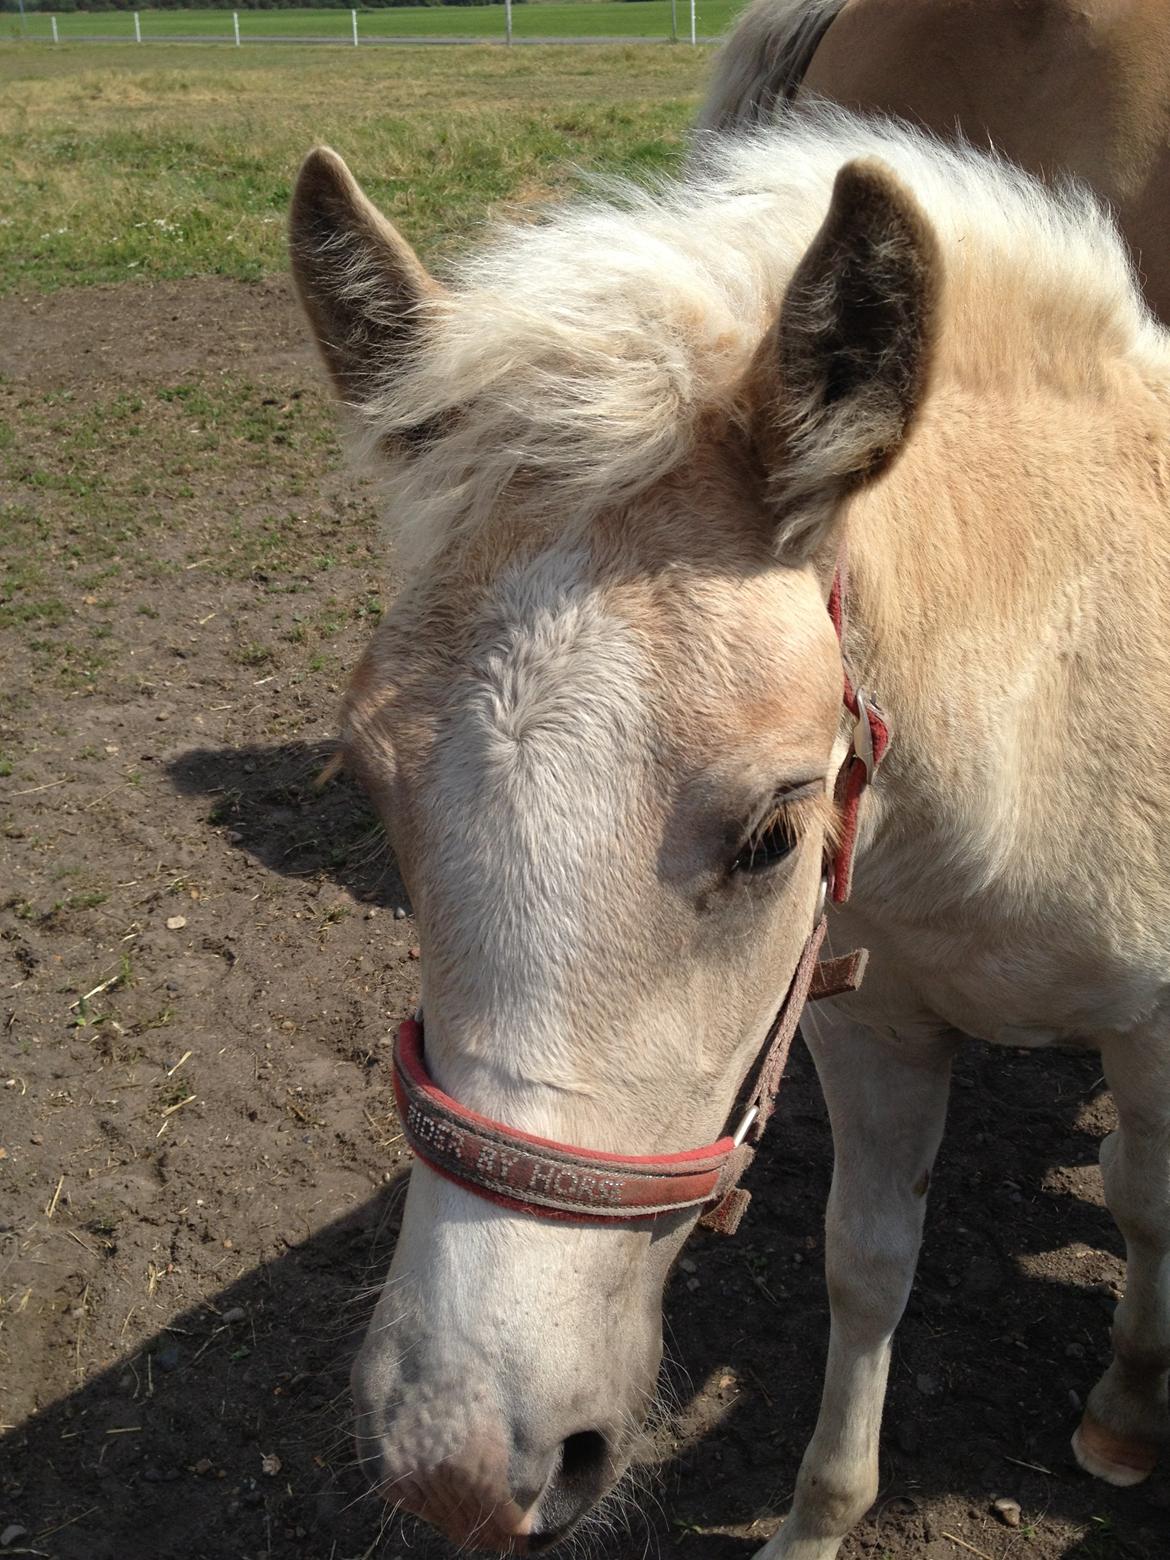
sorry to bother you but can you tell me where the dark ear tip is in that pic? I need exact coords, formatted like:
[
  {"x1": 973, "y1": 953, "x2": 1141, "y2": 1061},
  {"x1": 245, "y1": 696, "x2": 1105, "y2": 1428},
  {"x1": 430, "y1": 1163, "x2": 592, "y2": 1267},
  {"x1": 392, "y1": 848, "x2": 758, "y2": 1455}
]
[
  {"x1": 292, "y1": 146, "x2": 357, "y2": 219},
  {"x1": 828, "y1": 157, "x2": 934, "y2": 249}
]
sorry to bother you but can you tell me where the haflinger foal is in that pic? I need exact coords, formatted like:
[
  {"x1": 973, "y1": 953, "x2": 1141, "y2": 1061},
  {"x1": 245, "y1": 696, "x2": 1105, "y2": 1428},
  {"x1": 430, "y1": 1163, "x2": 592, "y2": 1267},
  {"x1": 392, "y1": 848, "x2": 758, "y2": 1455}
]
[{"x1": 289, "y1": 109, "x2": 1170, "y2": 1559}]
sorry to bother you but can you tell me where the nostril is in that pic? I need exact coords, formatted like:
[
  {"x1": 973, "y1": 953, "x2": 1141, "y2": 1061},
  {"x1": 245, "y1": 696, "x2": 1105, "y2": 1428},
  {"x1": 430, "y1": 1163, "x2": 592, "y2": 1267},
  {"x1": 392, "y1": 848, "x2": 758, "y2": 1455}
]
[{"x1": 558, "y1": 1429, "x2": 609, "y2": 1494}]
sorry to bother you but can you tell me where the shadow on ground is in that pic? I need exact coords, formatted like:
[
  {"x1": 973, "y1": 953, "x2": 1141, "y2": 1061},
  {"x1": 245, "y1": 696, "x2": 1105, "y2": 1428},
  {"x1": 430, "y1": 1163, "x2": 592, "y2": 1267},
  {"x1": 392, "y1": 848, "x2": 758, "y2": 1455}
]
[
  {"x1": 167, "y1": 742, "x2": 409, "y2": 914},
  {"x1": 5, "y1": 1031, "x2": 1167, "y2": 1559}
]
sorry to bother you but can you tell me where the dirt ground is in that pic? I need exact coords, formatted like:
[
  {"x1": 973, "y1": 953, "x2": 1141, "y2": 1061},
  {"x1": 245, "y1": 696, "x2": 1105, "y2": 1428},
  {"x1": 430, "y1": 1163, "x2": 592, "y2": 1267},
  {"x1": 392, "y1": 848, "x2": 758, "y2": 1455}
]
[{"x1": 1, "y1": 278, "x2": 1167, "y2": 1560}]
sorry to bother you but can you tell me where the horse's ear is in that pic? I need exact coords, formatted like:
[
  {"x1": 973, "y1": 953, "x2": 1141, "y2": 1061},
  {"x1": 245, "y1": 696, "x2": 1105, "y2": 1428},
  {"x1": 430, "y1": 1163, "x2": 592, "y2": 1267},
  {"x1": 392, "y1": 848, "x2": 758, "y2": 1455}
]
[
  {"x1": 750, "y1": 157, "x2": 939, "y2": 564},
  {"x1": 289, "y1": 147, "x2": 442, "y2": 402}
]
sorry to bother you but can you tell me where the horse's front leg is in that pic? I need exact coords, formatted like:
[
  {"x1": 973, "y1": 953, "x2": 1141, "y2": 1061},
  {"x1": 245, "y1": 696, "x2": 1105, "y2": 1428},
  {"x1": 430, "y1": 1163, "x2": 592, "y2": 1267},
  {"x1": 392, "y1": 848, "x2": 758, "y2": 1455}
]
[
  {"x1": 1073, "y1": 1029, "x2": 1170, "y2": 1484},
  {"x1": 758, "y1": 1012, "x2": 958, "y2": 1560}
]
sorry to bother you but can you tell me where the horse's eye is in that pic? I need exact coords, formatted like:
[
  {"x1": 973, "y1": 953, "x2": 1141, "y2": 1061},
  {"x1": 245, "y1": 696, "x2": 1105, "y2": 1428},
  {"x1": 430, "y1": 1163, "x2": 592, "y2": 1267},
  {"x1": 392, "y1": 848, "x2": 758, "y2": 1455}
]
[{"x1": 730, "y1": 814, "x2": 797, "y2": 875}]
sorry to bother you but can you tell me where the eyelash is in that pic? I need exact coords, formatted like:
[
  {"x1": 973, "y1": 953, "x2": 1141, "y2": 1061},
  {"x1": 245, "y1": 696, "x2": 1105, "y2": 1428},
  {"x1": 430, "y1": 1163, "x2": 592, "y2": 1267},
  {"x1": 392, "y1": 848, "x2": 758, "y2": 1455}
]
[{"x1": 729, "y1": 793, "x2": 835, "y2": 877}]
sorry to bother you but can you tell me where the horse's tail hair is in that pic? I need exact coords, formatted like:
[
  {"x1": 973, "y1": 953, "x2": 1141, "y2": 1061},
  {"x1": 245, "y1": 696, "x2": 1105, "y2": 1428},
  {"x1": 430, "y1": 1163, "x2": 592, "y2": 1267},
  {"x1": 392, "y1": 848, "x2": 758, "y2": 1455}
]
[{"x1": 694, "y1": 0, "x2": 847, "y2": 134}]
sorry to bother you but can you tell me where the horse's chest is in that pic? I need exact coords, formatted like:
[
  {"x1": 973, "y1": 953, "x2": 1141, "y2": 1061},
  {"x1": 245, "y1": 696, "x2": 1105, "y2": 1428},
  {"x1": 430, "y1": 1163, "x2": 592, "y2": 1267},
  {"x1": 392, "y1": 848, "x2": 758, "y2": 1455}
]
[{"x1": 835, "y1": 875, "x2": 1169, "y2": 1047}]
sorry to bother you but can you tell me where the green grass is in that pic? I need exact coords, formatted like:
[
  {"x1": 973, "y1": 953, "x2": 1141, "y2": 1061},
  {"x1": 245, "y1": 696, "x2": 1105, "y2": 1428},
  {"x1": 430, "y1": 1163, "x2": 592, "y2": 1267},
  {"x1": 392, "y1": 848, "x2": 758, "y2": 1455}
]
[
  {"x1": 0, "y1": 39, "x2": 711, "y2": 292},
  {"x1": 7, "y1": 1, "x2": 736, "y2": 44}
]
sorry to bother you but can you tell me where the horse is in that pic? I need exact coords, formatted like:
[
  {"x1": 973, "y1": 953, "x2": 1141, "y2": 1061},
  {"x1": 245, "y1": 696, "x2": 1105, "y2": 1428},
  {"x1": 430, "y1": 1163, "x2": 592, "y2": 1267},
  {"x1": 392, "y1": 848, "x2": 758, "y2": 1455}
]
[
  {"x1": 698, "y1": 0, "x2": 1170, "y2": 324},
  {"x1": 288, "y1": 102, "x2": 1170, "y2": 1559}
]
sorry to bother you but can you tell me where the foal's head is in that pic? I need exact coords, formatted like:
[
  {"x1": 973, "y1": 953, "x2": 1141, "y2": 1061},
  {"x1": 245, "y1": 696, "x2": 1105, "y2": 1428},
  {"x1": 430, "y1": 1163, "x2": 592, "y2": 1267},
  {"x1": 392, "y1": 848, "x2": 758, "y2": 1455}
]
[{"x1": 290, "y1": 143, "x2": 936, "y2": 1550}]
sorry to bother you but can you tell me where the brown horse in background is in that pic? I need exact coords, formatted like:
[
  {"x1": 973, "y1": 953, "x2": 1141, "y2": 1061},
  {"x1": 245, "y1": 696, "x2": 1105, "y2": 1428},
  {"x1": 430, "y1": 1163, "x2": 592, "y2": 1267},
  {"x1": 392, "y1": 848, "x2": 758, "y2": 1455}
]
[{"x1": 698, "y1": 0, "x2": 1170, "y2": 322}]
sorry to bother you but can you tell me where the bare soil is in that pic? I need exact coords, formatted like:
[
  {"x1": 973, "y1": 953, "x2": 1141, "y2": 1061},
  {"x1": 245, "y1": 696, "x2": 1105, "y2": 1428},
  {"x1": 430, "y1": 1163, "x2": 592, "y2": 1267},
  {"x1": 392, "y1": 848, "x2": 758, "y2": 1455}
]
[{"x1": 1, "y1": 279, "x2": 1166, "y2": 1560}]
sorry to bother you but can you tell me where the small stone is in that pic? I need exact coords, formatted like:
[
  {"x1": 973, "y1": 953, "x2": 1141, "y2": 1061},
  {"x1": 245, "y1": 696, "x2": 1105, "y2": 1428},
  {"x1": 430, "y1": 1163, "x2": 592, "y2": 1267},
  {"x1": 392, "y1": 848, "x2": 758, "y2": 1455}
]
[
  {"x1": 193, "y1": 1457, "x2": 213, "y2": 1476},
  {"x1": 685, "y1": 1276, "x2": 701, "y2": 1292},
  {"x1": 261, "y1": 1452, "x2": 282, "y2": 1477},
  {"x1": 226, "y1": 830, "x2": 243, "y2": 845},
  {"x1": 915, "y1": 1372, "x2": 940, "y2": 1397},
  {"x1": 679, "y1": 1257, "x2": 697, "y2": 1275},
  {"x1": 221, "y1": 1306, "x2": 246, "y2": 1325},
  {"x1": 394, "y1": 907, "x2": 407, "y2": 920},
  {"x1": 364, "y1": 908, "x2": 377, "y2": 920},
  {"x1": 992, "y1": 1497, "x2": 1022, "y2": 1528},
  {"x1": 30, "y1": 1133, "x2": 43, "y2": 1145},
  {"x1": 165, "y1": 915, "x2": 187, "y2": 931},
  {"x1": 1069, "y1": 1388, "x2": 1082, "y2": 1411},
  {"x1": 408, "y1": 946, "x2": 420, "y2": 960},
  {"x1": 2, "y1": 1526, "x2": 29, "y2": 1547},
  {"x1": 1065, "y1": 1342, "x2": 1085, "y2": 1359}
]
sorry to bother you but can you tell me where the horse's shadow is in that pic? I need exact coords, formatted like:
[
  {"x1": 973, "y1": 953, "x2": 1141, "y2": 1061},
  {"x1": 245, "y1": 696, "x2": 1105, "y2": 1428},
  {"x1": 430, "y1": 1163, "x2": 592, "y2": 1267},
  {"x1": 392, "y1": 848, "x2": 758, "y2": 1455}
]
[
  {"x1": 167, "y1": 739, "x2": 408, "y2": 912},
  {"x1": 6, "y1": 739, "x2": 1159, "y2": 1558}
]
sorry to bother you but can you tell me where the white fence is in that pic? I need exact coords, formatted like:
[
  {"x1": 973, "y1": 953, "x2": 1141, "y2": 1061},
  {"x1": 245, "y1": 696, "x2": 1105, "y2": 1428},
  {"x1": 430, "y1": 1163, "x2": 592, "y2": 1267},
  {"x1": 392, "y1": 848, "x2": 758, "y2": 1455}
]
[{"x1": 17, "y1": 5, "x2": 713, "y2": 47}]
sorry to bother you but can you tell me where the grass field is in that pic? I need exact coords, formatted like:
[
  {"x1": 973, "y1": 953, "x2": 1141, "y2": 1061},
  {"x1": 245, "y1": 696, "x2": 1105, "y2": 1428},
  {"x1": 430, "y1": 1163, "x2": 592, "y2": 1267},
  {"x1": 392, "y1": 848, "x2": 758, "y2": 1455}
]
[
  {"x1": 6, "y1": 1, "x2": 738, "y2": 43},
  {"x1": 0, "y1": 40, "x2": 710, "y2": 293}
]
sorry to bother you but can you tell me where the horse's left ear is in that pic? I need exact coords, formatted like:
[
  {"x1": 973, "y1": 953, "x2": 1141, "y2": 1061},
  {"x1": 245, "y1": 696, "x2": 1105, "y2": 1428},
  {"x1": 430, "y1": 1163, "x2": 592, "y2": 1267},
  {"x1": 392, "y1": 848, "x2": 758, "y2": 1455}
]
[{"x1": 750, "y1": 157, "x2": 940, "y2": 564}]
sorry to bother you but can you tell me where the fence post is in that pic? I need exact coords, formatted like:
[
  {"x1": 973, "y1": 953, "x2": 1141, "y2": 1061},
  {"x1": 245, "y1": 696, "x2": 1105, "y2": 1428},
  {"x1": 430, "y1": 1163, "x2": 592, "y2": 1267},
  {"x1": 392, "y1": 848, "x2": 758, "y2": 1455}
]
[
  {"x1": 233, "y1": 10, "x2": 240, "y2": 45},
  {"x1": 133, "y1": 10, "x2": 141, "y2": 42},
  {"x1": 670, "y1": 0, "x2": 676, "y2": 42},
  {"x1": 351, "y1": 7, "x2": 358, "y2": 45},
  {"x1": 504, "y1": 0, "x2": 512, "y2": 45},
  {"x1": 689, "y1": 0, "x2": 696, "y2": 45},
  {"x1": 50, "y1": 13, "x2": 58, "y2": 41}
]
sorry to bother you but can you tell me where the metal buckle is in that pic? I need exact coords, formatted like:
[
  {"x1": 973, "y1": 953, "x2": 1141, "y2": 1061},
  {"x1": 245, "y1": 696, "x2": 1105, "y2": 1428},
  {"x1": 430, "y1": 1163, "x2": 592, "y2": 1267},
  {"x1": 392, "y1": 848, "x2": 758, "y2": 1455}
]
[
  {"x1": 732, "y1": 1105, "x2": 759, "y2": 1147},
  {"x1": 852, "y1": 687, "x2": 876, "y2": 782}
]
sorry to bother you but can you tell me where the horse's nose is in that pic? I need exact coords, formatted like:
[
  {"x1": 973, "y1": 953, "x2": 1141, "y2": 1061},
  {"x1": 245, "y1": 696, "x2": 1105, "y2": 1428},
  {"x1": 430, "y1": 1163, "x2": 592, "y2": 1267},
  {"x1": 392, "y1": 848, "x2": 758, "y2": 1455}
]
[{"x1": 512, "y1": 1428, "x2": 615, "y2": 1547}]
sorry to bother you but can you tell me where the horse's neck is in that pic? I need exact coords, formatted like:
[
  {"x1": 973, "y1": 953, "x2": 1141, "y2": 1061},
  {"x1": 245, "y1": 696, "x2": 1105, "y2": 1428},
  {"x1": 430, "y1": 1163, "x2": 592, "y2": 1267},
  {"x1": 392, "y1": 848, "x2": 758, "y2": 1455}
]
[{"x1": 843, "y1": 370, "x2": 1170, "y2": 864}]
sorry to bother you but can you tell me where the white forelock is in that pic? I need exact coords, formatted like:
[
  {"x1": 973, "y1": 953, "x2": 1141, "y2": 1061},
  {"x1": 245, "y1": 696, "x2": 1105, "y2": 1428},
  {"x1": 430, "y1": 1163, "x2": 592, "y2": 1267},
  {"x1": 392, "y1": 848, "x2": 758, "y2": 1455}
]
[{"x1": 359, "y1": 106, "x2": 1154, "y2": 577}]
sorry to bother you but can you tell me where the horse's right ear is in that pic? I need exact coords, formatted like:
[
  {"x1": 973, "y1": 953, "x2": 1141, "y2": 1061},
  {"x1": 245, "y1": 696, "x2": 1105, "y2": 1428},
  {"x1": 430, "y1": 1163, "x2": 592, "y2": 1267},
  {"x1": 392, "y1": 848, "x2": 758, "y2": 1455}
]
[
  {"x1": 289, "y1": 147, "x2": 442, "y2": 403},
  {"x1": 749, "y1": 157, "x2": 940, "y2": 565}
]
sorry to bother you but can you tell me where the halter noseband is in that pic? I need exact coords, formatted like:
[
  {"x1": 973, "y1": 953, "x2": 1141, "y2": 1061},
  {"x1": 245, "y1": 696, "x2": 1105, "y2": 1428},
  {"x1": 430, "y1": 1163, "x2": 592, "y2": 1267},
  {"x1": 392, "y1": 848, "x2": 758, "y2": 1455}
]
[{"x1": 392, "y1": 566, "x2": 889, "y2": 1236}]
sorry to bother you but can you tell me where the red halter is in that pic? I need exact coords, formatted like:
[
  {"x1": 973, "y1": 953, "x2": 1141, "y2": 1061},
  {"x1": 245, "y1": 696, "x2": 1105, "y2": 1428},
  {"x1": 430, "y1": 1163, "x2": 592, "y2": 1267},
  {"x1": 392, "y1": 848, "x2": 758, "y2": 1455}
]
[{"x1": 392, "y1": 566, "x2": 889, "y2": 1236}]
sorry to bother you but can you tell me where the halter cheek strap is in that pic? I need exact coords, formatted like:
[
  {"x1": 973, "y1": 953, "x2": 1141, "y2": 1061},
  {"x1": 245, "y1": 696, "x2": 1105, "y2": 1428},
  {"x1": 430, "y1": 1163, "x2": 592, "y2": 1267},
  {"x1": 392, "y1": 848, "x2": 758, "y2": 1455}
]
[{"x1": 392, "y1": 565, "x2": 889, "y2": 1236}]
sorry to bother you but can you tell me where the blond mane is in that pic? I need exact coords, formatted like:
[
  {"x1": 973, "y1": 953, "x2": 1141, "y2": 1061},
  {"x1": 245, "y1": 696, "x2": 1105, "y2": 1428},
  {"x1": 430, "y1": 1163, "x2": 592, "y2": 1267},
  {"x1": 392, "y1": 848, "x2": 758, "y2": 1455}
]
[{"x1": 357, "y1": 107, "x2": 1158, "y2": 577}]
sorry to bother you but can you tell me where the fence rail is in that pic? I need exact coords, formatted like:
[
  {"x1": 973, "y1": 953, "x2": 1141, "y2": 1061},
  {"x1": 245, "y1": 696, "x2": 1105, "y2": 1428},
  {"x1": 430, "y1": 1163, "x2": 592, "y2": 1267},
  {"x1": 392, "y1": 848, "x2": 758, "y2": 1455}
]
[{"x1": 4, "y1": 1, "x2": 731, "y2": 47}]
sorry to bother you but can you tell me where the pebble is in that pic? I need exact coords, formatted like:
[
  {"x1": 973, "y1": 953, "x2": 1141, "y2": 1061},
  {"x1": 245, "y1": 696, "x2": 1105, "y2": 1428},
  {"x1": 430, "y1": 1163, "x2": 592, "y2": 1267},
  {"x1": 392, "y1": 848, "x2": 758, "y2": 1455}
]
[
  {"x1": 1, "y1": 1526, "x2": 29, "y2": 1548},
  {"x1": 1065, "y1": 1341, "x2": 1085, "y2": 1359},
  {"x1": 221, "y1": 1306, "x2": 246, "y2": 1325},
  {"x1": 992, "y1": 1497, "x2": 1022, "y2": 1528},
  {"x1": 364, "y1": 908, "x2": 377, "y2": 920},
  {"x1": 394, "y1": 907, "x2": 407, "y2": 920},
  {"x1": 679, "y1": 1257, "x2": 697, "y2": 1275},
  {"x1": 226, "y1": 830, "x2": 243, "y2": 845},
  {"x1": 30, "y1": 1133, "x2": 43, "y2": 1145},
  {"x1": 154, "y1": 1342, "x2": 181, "y2": 1372},
  {"x1": 165, "y1": 915, "x2": 187, "y2": 932},
  {"x1": 408, "y1": 946, "x2": 420, "y2": 960}
]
